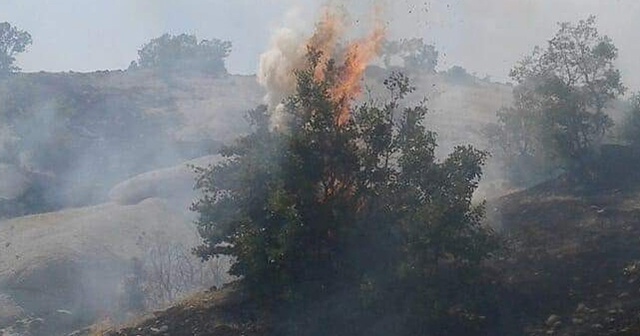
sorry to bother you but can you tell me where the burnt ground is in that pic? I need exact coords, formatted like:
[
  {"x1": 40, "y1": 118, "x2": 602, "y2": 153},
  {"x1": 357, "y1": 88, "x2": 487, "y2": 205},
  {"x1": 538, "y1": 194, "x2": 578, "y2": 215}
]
[
  {"x1": 491, "y1": 175, "x2": 640, "y2": 335},
  {"x1": 92, "y1": 283, "x2": 264, "y2": 336}
]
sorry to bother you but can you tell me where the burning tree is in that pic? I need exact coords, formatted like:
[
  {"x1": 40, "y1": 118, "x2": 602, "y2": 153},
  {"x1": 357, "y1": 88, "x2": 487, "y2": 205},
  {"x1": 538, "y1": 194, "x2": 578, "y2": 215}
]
[{"x1": 192, "y1": 8, "x2": 498, "y2": 335}]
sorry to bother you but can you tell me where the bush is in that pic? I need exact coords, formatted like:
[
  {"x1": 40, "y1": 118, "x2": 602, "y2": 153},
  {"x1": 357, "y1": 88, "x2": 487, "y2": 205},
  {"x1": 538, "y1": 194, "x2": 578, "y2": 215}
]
[
  {"x1": 133, "y1": 33, "x2": 231, "y2": 76},
  {"x1": 192, "y1": 50, "x2": 498, "y2": 335},
  {"x1": 381, "y1": 38, "x2": 438, "y2": 72}
]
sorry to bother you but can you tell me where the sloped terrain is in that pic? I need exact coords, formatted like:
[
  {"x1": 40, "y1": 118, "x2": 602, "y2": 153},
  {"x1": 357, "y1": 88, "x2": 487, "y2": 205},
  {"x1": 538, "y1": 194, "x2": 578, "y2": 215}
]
[
  {"x1": 0, "y1": 199, "x2": 192, "y2": 334},
  {"x1": 97, "y1": 150, "x2": 640, "y2": 336},
  {"x1": 488, "y1": 151, "x2": 640, "y2": 335},
  {"x1": 0, "y1": 68, "x2": 511, "y2": 217},
  {"x1": 0, "y1": 156, "x2": 226, "y2": 335},
  {"x1": 0, "y1": 67, "x2": 515, "y2": 335},
  {"x1": 0, "y1": 70, "x2": 262, "y2": 217},
  {"x1": 98, "y1": 283, "x2": 262, "y2": 336}
]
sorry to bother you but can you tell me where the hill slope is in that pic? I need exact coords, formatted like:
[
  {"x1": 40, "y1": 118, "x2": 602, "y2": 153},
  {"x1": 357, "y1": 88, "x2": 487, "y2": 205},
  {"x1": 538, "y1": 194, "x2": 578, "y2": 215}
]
[
  {"x1": 0, "y1": 67, "x2": 514, "y2": 335},
  {"x1": 100, "y1": 158, "x2": 640, "y2": 336}
]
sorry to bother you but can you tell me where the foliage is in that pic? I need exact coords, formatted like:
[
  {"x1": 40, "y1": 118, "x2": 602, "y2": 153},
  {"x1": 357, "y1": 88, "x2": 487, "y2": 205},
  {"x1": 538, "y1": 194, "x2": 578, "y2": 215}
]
[
  {"x1": 621, "y1": 93, "x2": 640, "y2": 148},
  {"x1": 381, "y1": 38, "x2": 438, "y2": 72},
  {"x1": 0, "y1": 22, "x2": 32, "y2": 75},
  {"x1": 132, "y1": 33, "x2": 231, "y2": 75},
  {"x1": 444, "y1": 65, "x2": 476, "y2": 85},
  {"x1": 192, "y1": 49, "x2": 498, "y2": 334},
  {"x1": 487, "y1": 16, "x2": 625, "y2": 185}
]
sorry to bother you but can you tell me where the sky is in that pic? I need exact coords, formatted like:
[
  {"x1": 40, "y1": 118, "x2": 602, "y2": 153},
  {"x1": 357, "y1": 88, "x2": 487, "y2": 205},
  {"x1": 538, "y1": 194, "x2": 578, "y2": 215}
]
[{"x1": 2, "y1": 0, "x2": 640, "y2": 89}]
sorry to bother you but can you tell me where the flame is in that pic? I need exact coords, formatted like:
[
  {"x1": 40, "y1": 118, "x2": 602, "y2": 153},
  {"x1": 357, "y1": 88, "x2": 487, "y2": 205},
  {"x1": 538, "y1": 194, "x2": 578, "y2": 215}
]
[
  {"x1": 329, "y1": 23, "x2": 385, "y2": 126},
  {"x1": 257, "y1": 4, "x2": 386, "y2": 130},
  {"x1": 307, "y1": 8, "x2": 345, "y2": 82},
  {"x1": 308, "y1": 7, "x2": 386, "y2": 127}
]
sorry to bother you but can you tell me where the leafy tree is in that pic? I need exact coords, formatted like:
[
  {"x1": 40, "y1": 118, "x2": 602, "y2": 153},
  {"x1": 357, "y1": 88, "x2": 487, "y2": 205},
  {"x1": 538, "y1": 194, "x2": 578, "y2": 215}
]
[
  {"x1": 381, "y1": 38, "x2": 438, "y2": 72},
  {"x1": 621, "y1": 93, "x2": 640, "y2": 148},
  {"x1": 0, "y1": 22, "x2": 32, "y2": 75},
  {"x1": 192, "y1": 49, "x2": 498, "y2": 334},
  {"x1": 133, "y1": 33, "x2": 231, "y2": 75},
  {"x1": 487, "y1": 16, "x2": 625, "y2": 184},
  {"x1": 445, "y1": 65, "x2": 475, "y2": 85}
]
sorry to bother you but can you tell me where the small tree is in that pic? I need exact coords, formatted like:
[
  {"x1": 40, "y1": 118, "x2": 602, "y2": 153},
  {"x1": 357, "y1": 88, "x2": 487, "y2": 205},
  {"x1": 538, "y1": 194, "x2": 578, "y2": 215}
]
[
  {"x1": 192, "y1": 48, "x2": 497, "y2": 334},
  {"x1": 621, "y1": 93, "x2": 640, "y2": 148},
  {"x1": 381, "y1": 38, "x2": 438, "y2": 72},
  {"x1": 134, "y1": 33, "x2": 231, "y2": 75},
  {"x1": 445, "y1": 65, "x2": 475, "y2": 85},
  {"x1": 488, "y1": 16, "x2": 625, "y2": 184},
  {"x1": 0, "y1": 22, "x2": 32, "y2": 75}
]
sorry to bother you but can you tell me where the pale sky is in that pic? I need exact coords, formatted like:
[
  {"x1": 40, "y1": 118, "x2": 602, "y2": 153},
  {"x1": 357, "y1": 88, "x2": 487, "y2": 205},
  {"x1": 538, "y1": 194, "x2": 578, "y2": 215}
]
[{"x1": 2, "y1": 0, "x2": 640, "y2": 89}]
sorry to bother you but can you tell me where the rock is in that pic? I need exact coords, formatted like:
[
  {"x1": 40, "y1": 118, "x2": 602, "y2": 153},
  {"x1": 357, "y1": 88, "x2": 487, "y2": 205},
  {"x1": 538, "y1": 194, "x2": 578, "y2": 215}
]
[
  {"x1": 108, "y1": 155, "x2": 221, "y2": 206},
  {"x1": 546, "y1": 314, "x2": 561, "y2": 327},
  {"x1": 150, "y1": 325, "x2": 169, "y2": 333}
]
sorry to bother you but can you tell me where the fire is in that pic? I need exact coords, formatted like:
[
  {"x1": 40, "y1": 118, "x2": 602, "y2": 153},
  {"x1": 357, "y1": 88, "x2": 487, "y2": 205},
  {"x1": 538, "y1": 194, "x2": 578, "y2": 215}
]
[
  {"x1": 307, "y1": 7, "x2": 386, "y2": 127},
  {"x1": 257, "y1": 4, "x2": 386, "y2": 130},
  {"x1": 289, "y1": 6, "x2": 385, "y2": 208},
  {"x1": 307, "y1": 9, "x2": 345, "y2": 82},
  {"x1": 329, "y1": 24, "x2": 385, "y2": 126}
]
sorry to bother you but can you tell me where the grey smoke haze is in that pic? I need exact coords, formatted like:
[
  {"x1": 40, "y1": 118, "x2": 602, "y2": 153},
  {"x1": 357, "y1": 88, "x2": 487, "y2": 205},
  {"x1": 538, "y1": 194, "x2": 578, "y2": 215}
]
[
  {"x1": 0, "y1": 1, "x2": 637, "y2": 334},
  {"x1": 2, "y1": 0, "x2": 640, "y2": 88}
]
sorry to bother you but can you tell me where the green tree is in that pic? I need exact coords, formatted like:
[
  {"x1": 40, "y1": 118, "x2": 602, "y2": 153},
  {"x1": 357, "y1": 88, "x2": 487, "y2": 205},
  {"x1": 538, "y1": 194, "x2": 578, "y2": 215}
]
[
  {"x1": 445, "y1": 65, "x2": 475, "y2": 85},
  {"x1": 487, "y1": 16, "x2": 625, "y2": 184},
  {"x1": 192, "y1": 50, "x2": 498, "y2": 335},
  {"x1": 381, "y1": 38, "x2": 438, "y2": 72},
  {"x1": 133, "y1": 33, "x2": 231, "y2": 75},
  {"x1": 621, "y1": 93, "x2": 640, "y2": 148},
  {"x1": 0, "y1": 22, "x2": 32, "y2": 74}
]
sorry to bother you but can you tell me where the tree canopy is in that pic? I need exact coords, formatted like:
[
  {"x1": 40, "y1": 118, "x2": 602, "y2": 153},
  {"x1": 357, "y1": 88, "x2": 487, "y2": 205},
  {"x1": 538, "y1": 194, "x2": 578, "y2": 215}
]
[
  {"x1": 192, "y1": 49, "x2": 498, "y2": 334},
  {"x1": 621, "y1": 93, "x2": 640, "y2": 148},
  {"x1": 132, "y1": 33, "x2": 231, "y2": 75},
  {"x1": 381, "y1": 38, "x2": 438, "y2": 72},
  {"x1": 487, "y1": 16, "x2": 625, "y2": 185},
  {"x1": 0, "y1": 22, "x2": 32, "y2": 75}
]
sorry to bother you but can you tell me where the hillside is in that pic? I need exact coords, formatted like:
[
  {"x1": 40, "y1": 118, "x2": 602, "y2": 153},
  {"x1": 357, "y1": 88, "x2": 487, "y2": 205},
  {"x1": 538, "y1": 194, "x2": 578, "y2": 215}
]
[
  {"x1": 95, "y1": 152, "x2": 640, "y2": 336},
  {"x1": 0, "y1": 67, "x2": 514, "y2": 335},
  {"x1": 488, "y1": 152, "x2": 640, "y2": 335},
  {"x1": 0, "y1": 70, "x2": 262, "y2": 217},
  {"x1": 0, "y1": 68, "x2": 511, "y2": 218}
]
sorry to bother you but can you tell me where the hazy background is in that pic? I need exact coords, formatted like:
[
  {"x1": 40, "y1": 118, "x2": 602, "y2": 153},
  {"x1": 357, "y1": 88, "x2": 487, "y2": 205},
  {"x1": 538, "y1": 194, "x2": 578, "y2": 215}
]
[
  {"x1": 2, "y1": 0, "x2": 640, "y2": 89},
  {"x1": 0, "y1": 1, "x2": 637, "y2": 335}
]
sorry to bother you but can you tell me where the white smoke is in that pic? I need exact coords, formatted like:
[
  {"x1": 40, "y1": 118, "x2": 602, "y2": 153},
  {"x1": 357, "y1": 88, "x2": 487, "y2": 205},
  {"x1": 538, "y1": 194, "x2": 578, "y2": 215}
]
[{"x1": 257, "y1": 7, "x2": 310, "y2": 131}]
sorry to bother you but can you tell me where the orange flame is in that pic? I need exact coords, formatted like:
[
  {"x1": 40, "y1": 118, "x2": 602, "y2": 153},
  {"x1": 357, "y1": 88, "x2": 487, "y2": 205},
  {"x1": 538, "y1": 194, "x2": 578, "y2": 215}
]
[
  {"x1": 305, "y1": 7, "x2": 386, "y2": 127},
  {"x1": 307, "y1": 9, "x2": 345, "y2": 82},
  {"x1": 331, "y1": 24, "x2": 385, "y2": 126}
]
